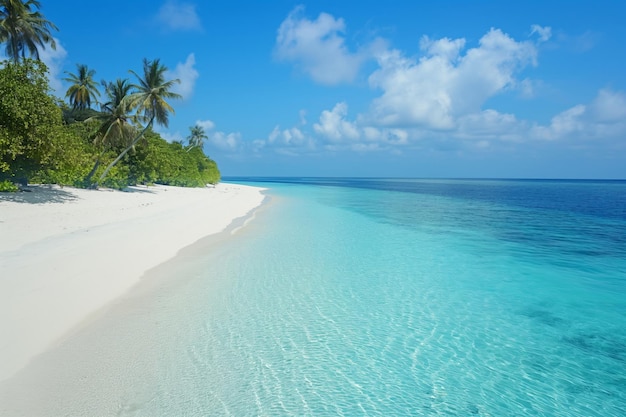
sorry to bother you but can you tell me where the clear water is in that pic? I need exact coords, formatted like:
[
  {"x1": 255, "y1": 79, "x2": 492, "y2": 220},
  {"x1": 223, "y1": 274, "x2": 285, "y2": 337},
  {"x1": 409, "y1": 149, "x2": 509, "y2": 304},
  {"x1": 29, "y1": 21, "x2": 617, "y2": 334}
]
[{"x1": 147, "y1": 179, "x2": 626, "y2": 416}]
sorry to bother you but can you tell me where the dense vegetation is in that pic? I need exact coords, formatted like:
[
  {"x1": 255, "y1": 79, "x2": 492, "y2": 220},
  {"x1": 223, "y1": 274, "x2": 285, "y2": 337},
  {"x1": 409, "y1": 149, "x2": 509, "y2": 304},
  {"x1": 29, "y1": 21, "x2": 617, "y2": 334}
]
[{"x1": 0, "y1": 0, "x2": 220, "y2": 190}]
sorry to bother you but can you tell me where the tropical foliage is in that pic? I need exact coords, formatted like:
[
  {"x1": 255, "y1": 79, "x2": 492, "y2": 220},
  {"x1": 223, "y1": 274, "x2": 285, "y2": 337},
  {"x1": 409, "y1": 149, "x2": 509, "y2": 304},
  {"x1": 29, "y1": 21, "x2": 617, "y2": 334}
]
[
  {"x1": 64, "y1": 64, "x2": 100, "y2": 110},
  {"x1": 0, "y1": 0, "x2": 57, "y2": 62},
  {"x1": 97, "y1": 58, "x2": 181, "y2": 184},
  {"x1": 186, "y1": 124, "x2": 208, "y2": 151},
  {"x1": 82, "y1": 78, "x2": 136, "y2": 184},
  {"x1": 0, "y1": 3, "x2": 220, "y2": 191},
  {"x1": 0, "y1": 59, "x2": 67, "y2": 180}
]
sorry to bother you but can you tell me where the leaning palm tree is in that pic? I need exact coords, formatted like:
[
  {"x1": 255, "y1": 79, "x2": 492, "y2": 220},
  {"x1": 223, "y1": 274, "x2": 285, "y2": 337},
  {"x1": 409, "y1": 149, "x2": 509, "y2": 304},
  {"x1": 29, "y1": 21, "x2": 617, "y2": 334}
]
[
  {"x1": 186, "y1": 125, "x2": 208, "y2": 151},
  {"x1": 64, "y1": 64, "x2": 100, "y2": 110},
  {"x1": 84, "y1": 78, "x2": 137, "y2": 186},
  {"x1": 0, "y1": 0, "x2": 58, "y2": 62},
  {"x1": 98, "y1": 58, "x2": 180, "y2": 184}
]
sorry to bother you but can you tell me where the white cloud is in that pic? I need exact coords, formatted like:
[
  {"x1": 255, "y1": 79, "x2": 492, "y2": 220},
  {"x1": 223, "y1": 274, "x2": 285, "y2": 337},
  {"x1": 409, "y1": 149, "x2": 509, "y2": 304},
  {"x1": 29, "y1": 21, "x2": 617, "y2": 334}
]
[
  {"x1": 530, "y1": 25, "x2": 552, "y2": 42},
  {"x1": 193, "y1": 119, "x2": 240, "y2": 151},
  {"x1": 546, "y1": 105, "x2": 586, "y2": 138},
  {"x1": 156, "y1": 0, "x2": 202, "y2": 32},
  {"x1": 419, "y1": 36, "x2": 466, "y2": 61},
  {"x1": 360, "y1": 127, "x2": 409, "y2": 146},
  {"x1": 532, "y1": 89, "x2": 626, "y2": 141},
  {"x1": 368, "y1": 28, "x2": 538, "y2": 129},
  {"x1": 36, "y1": 38, "x2": 67, "y2": 94},
  {"x1": 166, "y1": 53, "x2": 199, "y2": 99},
  {"x1": 588, "y1": 89, "x2": 626, "y2": 122},
  {"x1": 196, "y1": 119, "x2": 215, "y2": 131},
  {"x1": 262, "y1": 125, "x2": 316, "y2": 154},
  {"x1": 252, "y1": 109, "x2": 318, "y2": 154},
  {"x1": 313, "y1": 102, "x2": 359, "y2": 141},
  {"x1": 267, "y1": 18, "x2": 625, "y2": 157},
  {"x1": 269, "y1": 125, "x2": 307, "y2": 145},
  {"x1": 210, "y1": 131, "x2": 241, "y2": 151},
  {"x1": 307, "y1": 103, "x2": 410, "y2": 151},
  {"x1": 0, "y1": 38, "x2": 67, "y2": 95},
  {"x1": 275, "y1": 6, "x2": 381, "y2": 85}
]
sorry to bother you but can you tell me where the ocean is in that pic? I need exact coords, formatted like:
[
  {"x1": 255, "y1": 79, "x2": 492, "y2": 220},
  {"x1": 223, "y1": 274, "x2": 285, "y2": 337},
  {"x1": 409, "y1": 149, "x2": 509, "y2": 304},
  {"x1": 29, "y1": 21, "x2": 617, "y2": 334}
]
[{"x1": 132, "y1": 178, "x2": 625, "y2": 416}]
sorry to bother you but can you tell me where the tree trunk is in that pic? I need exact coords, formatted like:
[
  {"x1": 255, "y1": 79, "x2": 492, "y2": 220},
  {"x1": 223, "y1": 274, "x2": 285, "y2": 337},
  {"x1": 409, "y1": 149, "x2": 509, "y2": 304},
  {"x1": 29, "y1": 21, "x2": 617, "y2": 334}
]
[
  {"x1": 84, "y1": 158, "x2": 101, "y2": 188},
  {"x1": 98, "y1": 118, "x2": 154, "y2": 184},
  {"x1": 84, "y1": 117, "x2": 120, "y2": 187}
]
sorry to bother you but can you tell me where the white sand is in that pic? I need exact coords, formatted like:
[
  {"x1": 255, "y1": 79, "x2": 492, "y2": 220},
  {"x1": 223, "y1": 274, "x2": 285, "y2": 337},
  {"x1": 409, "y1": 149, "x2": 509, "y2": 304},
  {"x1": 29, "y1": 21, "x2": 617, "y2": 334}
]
[{"x1": 0, "y1": 183, "x2": 266, "y2": 382}]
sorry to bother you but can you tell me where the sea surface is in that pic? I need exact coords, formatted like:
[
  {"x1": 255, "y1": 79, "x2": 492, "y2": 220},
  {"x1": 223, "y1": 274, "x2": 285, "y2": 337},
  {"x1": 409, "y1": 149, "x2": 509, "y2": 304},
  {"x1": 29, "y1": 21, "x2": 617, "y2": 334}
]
[{"x1": 139, "y1": 179, "x2": 626, "y2": 415}]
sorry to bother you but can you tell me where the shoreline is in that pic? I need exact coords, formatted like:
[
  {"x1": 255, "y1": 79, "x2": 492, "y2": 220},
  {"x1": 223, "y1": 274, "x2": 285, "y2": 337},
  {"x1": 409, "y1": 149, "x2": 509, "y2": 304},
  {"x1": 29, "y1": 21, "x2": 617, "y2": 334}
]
[{"x1": 0, "y1": 182, "x2": 266, "y2": 382}]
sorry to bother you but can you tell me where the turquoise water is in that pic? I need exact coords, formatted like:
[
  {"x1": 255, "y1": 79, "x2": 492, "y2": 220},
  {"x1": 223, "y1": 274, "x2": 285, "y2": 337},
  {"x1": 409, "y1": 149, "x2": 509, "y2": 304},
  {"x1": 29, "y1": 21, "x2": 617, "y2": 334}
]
[{"x1": 152, "y1": 179, "x2": 626, "y2": 416}]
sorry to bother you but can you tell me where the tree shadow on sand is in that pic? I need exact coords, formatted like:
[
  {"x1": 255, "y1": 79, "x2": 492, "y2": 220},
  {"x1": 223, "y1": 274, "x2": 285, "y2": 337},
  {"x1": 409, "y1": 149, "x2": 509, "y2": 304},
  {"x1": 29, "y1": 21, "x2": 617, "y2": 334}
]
[{"x1": 0, "y1": 185, "x2": 79, "y2": 204}]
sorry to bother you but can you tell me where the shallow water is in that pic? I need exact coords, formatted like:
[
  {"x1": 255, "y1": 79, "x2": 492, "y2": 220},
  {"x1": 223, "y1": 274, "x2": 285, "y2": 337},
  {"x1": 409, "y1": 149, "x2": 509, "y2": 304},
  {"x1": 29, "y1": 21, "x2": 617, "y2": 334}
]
[{"x1": 140, "y1": 179, "x2": 626, "y2": 416}]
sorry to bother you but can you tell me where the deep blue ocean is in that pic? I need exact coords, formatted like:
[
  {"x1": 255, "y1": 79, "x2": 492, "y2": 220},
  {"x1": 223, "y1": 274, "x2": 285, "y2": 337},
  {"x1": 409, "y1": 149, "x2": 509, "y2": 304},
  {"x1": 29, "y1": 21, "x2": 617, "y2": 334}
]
[{"x1": 150, "y1": 178, "x2": 626, "y2": 416}]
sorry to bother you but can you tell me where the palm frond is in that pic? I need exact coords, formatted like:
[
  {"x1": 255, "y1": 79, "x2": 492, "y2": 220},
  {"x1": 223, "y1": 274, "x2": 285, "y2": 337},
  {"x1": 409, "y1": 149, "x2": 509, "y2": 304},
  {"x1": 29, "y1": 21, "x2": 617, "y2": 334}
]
[{"x1": 0, "y1": 0, "x2": 57, "y2": 62}]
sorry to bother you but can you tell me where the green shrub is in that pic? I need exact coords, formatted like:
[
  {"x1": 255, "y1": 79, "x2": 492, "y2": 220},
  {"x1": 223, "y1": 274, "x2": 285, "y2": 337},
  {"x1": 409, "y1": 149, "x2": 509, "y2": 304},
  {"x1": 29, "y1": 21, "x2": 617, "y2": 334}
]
[
  {"x1": 0, "y1": 180, "x2": 19, "y2": 192},
  {"x1": 0, "y1": 59, "x2": 65, "y2": 181},
  {"x1": 124, "y1": 131, "x2": 220, "y2": 187}
]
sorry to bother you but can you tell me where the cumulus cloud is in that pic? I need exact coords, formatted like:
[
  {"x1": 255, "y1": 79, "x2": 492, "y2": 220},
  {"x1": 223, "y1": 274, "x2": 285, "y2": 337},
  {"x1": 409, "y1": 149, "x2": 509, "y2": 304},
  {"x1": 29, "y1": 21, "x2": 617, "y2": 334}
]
[
  {"x1": 273, "y1": 16, "x2": 603, "y2": 154},
  {"x1": 267, "y1": 17, "x2": 624, "y2": 157},
  {"x1": 313, "y1": 102, "x2": 359, "y2": 141},
  {"x1": 166, "y1": 53, "x2": 199, "y2": 99},
  {"x1": 260, "y1": 125, "x2": 316, "y2": 155},
  {"x1": 309, "y1": 103, "x2": 410, "y2": 151},
  {"x1": 275, "y1": 6, "x2": 382, "y2": 85},
  {"x1": 269, "y1": 126, "x2": 306, "y2": 145},
  {"x1": 156, "y1": 0, "x2": 202, "y2": 32},
  {"x1": 532, "y1": 89, "x2": 626, "y2": 141},
  {"x1": 368, "y1": 28, "x2": 537, "y2": 129},
  {"x1": 587, "y1": 89, "x2": 626, "y2": 122},
  {"x1": 251, "y1": 108, "x2": 317, "y2": 153}
]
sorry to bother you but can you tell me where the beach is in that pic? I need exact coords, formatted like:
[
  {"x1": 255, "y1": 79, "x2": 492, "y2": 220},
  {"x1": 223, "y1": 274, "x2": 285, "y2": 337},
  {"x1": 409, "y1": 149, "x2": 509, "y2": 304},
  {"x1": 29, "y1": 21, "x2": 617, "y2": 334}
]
[
  {"x1": 0, "y1": 179, "x2": 624, "y2": 415},
  {"x1": 0, "y1": 183, "x2": 266, "y2": 385}
]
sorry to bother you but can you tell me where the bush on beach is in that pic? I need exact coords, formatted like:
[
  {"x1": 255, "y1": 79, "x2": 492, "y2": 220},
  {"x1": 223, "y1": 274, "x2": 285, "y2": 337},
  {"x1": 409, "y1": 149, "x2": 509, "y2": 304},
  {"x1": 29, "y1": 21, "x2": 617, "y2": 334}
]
[{"x1": 0, "y1": 60, "x2": 66, "y2": 184}]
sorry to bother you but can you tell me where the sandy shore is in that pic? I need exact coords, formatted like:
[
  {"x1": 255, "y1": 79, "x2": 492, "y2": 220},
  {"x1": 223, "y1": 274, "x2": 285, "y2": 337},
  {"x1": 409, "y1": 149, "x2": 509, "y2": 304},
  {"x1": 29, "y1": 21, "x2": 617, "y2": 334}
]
[{"x1": 0, "y1": 183, "x2": 266, "y2": 383}]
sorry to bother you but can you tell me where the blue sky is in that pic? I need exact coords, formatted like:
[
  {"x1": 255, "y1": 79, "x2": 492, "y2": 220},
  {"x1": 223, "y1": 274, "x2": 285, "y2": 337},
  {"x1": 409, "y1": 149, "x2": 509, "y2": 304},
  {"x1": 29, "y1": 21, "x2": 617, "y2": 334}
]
[{"x1": 21, "y1": 1, "x2": 626, "y2": 178}]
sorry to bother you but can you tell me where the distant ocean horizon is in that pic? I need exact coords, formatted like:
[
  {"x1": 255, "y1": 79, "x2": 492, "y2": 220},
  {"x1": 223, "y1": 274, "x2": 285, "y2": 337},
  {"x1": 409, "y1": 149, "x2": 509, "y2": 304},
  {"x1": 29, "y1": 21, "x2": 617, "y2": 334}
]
[
  {"x1": 225, "y1": 176, "x2": 626, "y2": 182},
  {"x1": 127, "y1": 178, "x2": 626, "y2": 415}
]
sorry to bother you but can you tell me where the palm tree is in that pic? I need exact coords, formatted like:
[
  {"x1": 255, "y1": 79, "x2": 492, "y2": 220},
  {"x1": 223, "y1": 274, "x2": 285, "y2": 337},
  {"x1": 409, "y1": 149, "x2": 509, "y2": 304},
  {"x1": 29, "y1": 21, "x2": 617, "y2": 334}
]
[
  {"x1": 84, "y1": 78, "x2": 137, "y2": 185},
  {"x1": 64, "y1": 64, "x2": 100, "y2": 110},
  {"x1": 98, "y1": 58, "x2": 180, "y2": 184},
  {"x1": 186, "y1": 125, "x2": 208, "y2": 151},
  {"x1": 0, "y1": 0, "x2": 58, "y2": 62}
]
